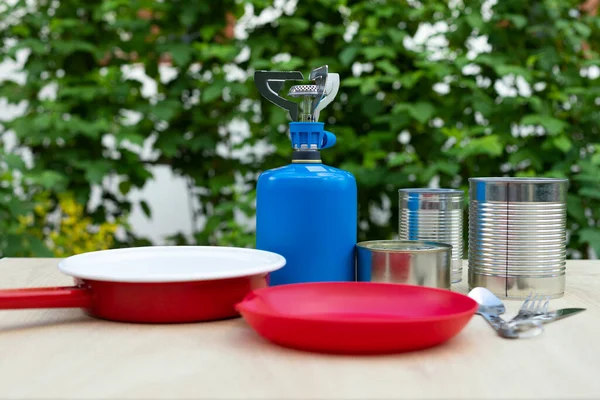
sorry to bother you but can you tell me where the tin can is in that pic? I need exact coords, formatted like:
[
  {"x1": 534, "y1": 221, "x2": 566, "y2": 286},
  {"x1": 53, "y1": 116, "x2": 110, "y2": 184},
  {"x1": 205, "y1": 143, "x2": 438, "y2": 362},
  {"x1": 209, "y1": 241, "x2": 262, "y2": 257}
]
[
  {"x1": 356, "y1": 240, "x2": 452, "y2": 289},
  {"x1": 468, "y1": 177, "x2": 569, "y2": 299},
  {"x1": 398, "y1": 188, "x2": 464, "y2": 283}
]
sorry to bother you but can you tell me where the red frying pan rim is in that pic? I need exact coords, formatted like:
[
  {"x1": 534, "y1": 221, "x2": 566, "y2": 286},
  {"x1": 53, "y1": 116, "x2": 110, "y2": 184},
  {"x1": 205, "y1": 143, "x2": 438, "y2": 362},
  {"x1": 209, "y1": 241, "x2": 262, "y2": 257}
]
[
  {"x1": 235, "y1": 281, "x2": 479, "y2": 324},
  {"x1": 56, "y1": 245, "x2": 287, "y2": 283}
]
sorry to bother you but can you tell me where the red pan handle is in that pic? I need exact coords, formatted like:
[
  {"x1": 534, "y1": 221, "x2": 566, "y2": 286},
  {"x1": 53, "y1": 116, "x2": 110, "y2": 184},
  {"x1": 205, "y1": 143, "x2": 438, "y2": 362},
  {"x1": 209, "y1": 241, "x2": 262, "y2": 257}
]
[{"x1": 0, "y1": 286, "x2": 92, "y2": 309}]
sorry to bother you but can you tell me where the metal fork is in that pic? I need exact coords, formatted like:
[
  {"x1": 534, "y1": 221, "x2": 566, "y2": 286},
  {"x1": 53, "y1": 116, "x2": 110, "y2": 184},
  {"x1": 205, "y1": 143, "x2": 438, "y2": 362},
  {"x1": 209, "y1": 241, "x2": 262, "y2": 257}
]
[{"x1": 508, "y1": 293, "x2": 551, "y2": 324}]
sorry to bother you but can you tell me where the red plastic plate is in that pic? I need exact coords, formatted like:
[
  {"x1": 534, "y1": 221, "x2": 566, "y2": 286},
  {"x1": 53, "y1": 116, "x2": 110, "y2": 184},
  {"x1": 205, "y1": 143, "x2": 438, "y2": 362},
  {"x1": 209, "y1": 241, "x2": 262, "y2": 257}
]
[{"x1": 236, "y1": 282, "x2": 478, "y2": 354}]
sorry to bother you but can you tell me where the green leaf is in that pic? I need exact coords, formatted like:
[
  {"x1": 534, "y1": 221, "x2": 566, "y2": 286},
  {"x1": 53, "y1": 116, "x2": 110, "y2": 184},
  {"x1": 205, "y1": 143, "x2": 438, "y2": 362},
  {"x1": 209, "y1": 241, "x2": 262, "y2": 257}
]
[
  {"x1": 31, "y1": 114, "x2": 53, "y2": 131},
  {"x1": 313, "y1": 24, "x2": 343, "y2": 41},
  {"x1": 10, "y1": 24, "x2": 31, "y2": 37},
  {"x1": 196, "y1": 44, "x2": 239, "y2": 61},
  {"x1": 116, "y1": 129, "x2": 146, "y2": 147},
  {"x1": 29, "y1": 171, "x2": 67, "y2": 189},
  {"x1": 521, "y1": 114, "x2": 568, "y2": 135},
  {"x1": 5, "y1": 197, "x2": 30, "y2": 216},
  {"x1": 58, "y1": 85, "x2": 108, "y2": 101},
  {"x1": 152, "y1": 99, "x2": 181, "y2": 121},
  {"x1": 579, "y1": 187, "x2": 600, "y2": 200},
  {"x1": 280, "y1": 17, "x2": 310, "y2": 32},
  {"x1": 167, "y1": 43, "x2": 193, "y2": 66},
  {"x1": 6, "y1": 38, "x2": 47, "y2": 58},
  {"x1": 466, "y1": 13, "x2": 484, "y2": 30},
  {"x1": 361, "y1": 97, "x2": 384, "y2": 117},
  {"x1": 388, "y1": 113, "x2": 411, "y2": 131},
  {"x1": 140, "y1": 200, "x2": 151, "y2": 218},
  {"x1": 339, "y1": 46, "x2": 359, "y2": 66},
  {"x1": 572, "y1": 173, "x2": 600, "y2": 184},
  {"x1": 342, "y1": 77, "x2": 362, "y2": 87},
  {"x1": 507, "y1": 15, "x2": 528, "y2": 29},
  {"x1": 202, "y1": 83, "x2": 224, "y2": 103},
  {"x1": 28, "y1": 236, "x2": 53, "y2": 257},
  {"x1": 376, "y1": 60, "x2": 400, "y2": 75},
  {"x1": 573, "y1": 21, "x2": 591, "y2": 38},
  {"x1": 363, "y1": 150, "x2": 387, "y2": 168},
  {"x1": 536, "y1": 47, "x2": 561, "y2": 71},
  {"x1": 179, "y1": 5, "x2": 197, "y2": 27},
  {"x1": 119, "y1": 180, "x2": 132, "y2": 195},
  {"x1": 410, "y1": 102, "x2": 436, "y2": 124},
  {"x1": 197, "y1": 24, "x2": 221, "y2": 41},
  {"x1": 471, "y1": 92, "x2": 494, "y2": 116},
  {"x1": 228, "y1": 82, "x2": 249, "y2": 97},
  {"x1": 475, "y1": 54, "x2": 507, "y2": 68},
  {"x1": 494, "y1": 65, "x2": 532, "y2": 80},
  {"x1": 272, "y1": 56, "x2": 305, "y2": 70},
  {"x1": 189, "y1": 135, "x2": 217, "y2": 151},
  {"x1": 579, "y1": 228, "x2": 600, "y2": 254},
  {"x1": 362, "y1": 46, "x2": 396, "y2": 60},
  {"x1": 398, "y1": 71, "x2": 424, "y2": 89},
  {"x1": 552, "y1": 135, "x2": 572, "y2": 153},
  {"x1": 57, "y1": 116, "x2": 110, "y2": 139},
  {"x1": 53, "y1": 40, "x2": 97, "y2": 55},
  {"x1": 527, "y1": 96, "x2": 545, "y2": 113},
  {"x1": 3, "y1": 153, "x2": 26, "y2": 170},
  {"x1": 75, "y1": 160, "x2": 113, "y2": 184},
  {"x1": 49, "y1": 18, "x2": 88, "y2": 34},
  {"x1": 460, "y1": 135, "x2": 504, "y2": 158},
  {"x1": 387, "y1": 153, "x2": 414, "y2": 167},
  {"x1": 100, "y1": 0, "x2": 134, "y2": 12},
  {"x1": 508, "y1": 149, "x2": 543, "y2": 170},
  {"x1": 441, "y1": 127, "x2": 465, "y2": 140},
  {"x1": 386, "y1": 28, "x2": 407, "y2": 44},
  {"x1": 567, "y1": 193, "x2": 586, "y2": 224},
  {"x1": 359, "y1": 77, "x2": 379, "y2": 95},
  {"x1": 432, "y1": 160, "x2": 460, "y2": 176}
]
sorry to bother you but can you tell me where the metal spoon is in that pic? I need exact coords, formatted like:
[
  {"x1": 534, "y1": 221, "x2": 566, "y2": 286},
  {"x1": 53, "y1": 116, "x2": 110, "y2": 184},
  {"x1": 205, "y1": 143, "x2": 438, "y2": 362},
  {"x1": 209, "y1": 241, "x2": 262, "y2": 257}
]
[{"x1": 468, "y1": 287, "x2": 544, "y2": 339}]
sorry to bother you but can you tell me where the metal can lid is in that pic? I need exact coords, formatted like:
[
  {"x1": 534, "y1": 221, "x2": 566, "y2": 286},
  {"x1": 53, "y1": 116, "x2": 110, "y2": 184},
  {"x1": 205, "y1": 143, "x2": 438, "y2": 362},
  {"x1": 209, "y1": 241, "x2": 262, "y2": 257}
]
[
  {"x1": 398, "y1": 188, "x2": 464, "y2": 197},
  {"x1": 469, "y1": 177, "x2": 569, "y2": 203},
  {"x1": 468, "y1": 177, "x2": 568, "y2": 184},
  {"x1": 356, "y1": 240, "x2": 452, "y2": 253},
  {"x1": 399, "y1": 188, "x2": 464, "y2": 211}
]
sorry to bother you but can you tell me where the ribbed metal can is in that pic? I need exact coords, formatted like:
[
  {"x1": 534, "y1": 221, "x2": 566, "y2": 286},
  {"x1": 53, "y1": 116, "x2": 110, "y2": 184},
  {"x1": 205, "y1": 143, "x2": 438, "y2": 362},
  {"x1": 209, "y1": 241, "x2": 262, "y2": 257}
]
[
  {"x1": 468, "y1": 177, "x2": 569, "y2": 299},
  {"x1": 398, "y1": 188, "x2": 464, "y2": 283}
]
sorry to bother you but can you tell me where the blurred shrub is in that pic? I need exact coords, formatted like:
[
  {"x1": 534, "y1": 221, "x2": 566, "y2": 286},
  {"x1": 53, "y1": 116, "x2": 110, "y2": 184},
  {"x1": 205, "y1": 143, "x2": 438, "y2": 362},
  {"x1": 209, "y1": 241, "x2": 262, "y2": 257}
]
[
  {"x1": 47, "y1": 193, "x2": 122, "y2": 257},
  {"x1": 0, "y1": 0, "x2": 599, "y2": 258},
  {"x1": 14, "y1": 191, "x2": 122, "y2": 257}
]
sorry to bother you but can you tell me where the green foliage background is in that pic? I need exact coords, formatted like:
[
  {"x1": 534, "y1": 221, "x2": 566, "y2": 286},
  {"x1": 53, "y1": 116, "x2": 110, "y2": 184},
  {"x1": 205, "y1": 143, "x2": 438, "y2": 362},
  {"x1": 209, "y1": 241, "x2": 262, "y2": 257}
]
[{"x1": 1, "y1": 0, "x2": 599, "y2": 258}]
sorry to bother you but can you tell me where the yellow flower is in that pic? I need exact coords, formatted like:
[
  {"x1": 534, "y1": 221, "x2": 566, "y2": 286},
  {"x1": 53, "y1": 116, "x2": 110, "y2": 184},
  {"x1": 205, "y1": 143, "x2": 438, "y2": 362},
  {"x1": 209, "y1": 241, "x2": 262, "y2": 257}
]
[
  {"x1": 43, "y1": 193, "x2": 123, "y2": 257},
  {"x1": 16, "y1": 214, "x2": 32, "y2": 226}
]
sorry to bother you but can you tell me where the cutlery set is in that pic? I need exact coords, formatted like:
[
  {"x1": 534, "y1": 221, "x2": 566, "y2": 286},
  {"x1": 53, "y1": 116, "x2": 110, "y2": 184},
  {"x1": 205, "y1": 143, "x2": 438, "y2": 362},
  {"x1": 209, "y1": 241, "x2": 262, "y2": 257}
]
[{"x1": 468, "y1": 287, "x2": 585, "y2": 339}]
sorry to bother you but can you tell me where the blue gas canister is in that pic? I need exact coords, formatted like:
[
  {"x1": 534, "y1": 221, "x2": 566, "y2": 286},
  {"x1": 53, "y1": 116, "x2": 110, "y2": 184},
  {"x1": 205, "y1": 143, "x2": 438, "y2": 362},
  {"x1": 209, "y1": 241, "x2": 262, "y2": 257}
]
[{"x1": 254, "y1": 65, "x2": 357, "y2": 286}]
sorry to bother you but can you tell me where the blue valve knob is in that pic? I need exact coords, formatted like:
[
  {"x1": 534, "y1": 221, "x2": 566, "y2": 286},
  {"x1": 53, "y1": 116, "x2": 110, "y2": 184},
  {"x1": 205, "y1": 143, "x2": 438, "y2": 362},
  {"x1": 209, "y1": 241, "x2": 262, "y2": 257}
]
[
  {"x1": 321, "y1": 130, "x2": 336, "y2": 149},
  {"x1": 289, "y1": 122, "x2": 336, "y2": 150}
]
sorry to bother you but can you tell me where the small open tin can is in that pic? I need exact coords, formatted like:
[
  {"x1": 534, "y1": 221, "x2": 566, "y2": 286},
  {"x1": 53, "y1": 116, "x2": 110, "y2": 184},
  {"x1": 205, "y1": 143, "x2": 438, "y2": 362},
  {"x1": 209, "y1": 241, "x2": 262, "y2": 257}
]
[{"x1": 356, "y1": 240, "x2": 452, "y2": 289}]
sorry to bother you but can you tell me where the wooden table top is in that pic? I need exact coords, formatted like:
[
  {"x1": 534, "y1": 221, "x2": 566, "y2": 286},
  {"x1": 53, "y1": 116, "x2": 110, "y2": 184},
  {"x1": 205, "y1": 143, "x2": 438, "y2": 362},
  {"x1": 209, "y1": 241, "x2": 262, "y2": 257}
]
[{"x1": 0, "y1": 257, "x2": 598, "y2": 399}]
